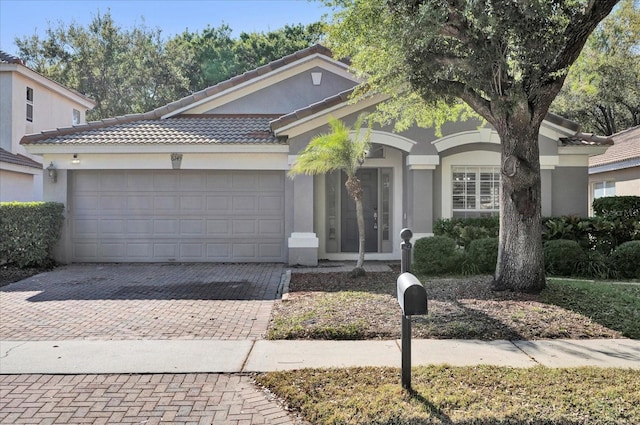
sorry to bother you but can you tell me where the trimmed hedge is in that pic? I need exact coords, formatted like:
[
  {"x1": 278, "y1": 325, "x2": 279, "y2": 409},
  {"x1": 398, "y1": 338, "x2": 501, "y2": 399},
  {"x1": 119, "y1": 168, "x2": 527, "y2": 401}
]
[
  {"x1": 593, "y1": 195, "x2": 640, "y2": 219},
  {"x1": 0, "y1": 202, "x2": 64, "y2": 267},
  {"x1": 413, "y1": 236, "x2": 462, "y2": 275}
]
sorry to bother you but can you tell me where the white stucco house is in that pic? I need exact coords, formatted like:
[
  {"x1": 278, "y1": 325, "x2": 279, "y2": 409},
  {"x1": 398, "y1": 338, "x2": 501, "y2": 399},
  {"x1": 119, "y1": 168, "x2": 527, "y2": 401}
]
[
  {"x1": 21, "y1": 45, "x2": 611, "y2": 265},
  {"x1": 0, "y1": 50, "x2": 95, "y2": 202}
]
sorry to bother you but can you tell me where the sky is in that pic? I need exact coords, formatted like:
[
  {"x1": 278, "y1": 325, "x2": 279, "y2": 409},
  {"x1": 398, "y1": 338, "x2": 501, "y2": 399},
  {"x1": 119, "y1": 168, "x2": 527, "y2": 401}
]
[{"x1": 0, "y1": 0, "x2": 334, "y2": 55}]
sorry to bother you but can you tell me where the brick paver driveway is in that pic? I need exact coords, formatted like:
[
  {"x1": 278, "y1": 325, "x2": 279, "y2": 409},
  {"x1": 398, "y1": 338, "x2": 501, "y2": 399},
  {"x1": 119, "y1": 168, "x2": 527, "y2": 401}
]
[
  {"x1": 0, "y1": 263, "x2": 306, "y2": 424},
  {"x1": 0, "y1": 263, "x2": 284, "y2": 340}
]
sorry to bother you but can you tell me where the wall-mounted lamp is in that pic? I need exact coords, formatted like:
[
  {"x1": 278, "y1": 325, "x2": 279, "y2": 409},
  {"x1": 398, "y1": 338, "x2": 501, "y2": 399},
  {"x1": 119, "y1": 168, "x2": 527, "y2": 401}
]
[
  {"x1": 46, "y1": 162, "x2": 57, "y2": 183},
  {"x1": 311, "y1": 71, "x2": 322, "y2": 86},
  {"x1": 171, "y1": 153, "x2": 183, "y2": 170},
  {"x1": 71, "y1": 154, "x2": 80, "y2": 164}
]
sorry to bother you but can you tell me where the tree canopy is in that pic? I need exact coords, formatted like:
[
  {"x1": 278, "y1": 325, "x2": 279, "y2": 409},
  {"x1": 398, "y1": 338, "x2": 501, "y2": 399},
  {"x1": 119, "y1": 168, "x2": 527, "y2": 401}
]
[
  {"x1": 15, "y1": 11, "x2": 324, "y2": 120},
  {"x1": 328, "y1": 0, "x2": 619, "y2": 292},
  {"x1": 551, "y1": 0, "x2": 640, "y2": 135}
]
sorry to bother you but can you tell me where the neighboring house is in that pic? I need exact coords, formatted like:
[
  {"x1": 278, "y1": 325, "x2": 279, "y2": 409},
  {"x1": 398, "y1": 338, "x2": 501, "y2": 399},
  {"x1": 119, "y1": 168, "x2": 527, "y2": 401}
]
[
  {"x1": 0, "y1": 50, "x2": 95, "y2": 201},
  {"x1": 21, "y1": 45, "x2": 611, "y2": 265},
  {"x1": 588, "y1": 125, "x2": 640, "y2": 214}
]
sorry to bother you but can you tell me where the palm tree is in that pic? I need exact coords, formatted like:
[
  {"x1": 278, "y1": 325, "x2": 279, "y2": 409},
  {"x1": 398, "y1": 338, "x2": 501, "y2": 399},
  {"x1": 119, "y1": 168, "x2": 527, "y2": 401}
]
[{"x1": 289, "y1": 115, "x2": 371, "y2": 276}]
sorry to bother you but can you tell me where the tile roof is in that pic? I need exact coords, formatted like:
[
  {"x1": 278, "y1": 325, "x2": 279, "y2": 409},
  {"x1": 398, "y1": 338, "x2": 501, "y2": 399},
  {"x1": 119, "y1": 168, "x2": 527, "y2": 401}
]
[
  {"x1": 0, "y1": 50, "x2": 24, "y2": 65},
  {"x1": 270, "y1": 87, "x2": 356, "y2": 131},
  {"x1": 589, "y1": 125, "x2": 640, "y2": 168},
  {"x1": 0, "y1": 148, "x2": 42, "y2": 169},
  {"x1": 559, "y1": 132, "x2": 614, "y2": 147},
  {"x1": 22, "y1": 116, "x2": 284, "y2": 146},
  {"x1": 21, "y1": 44, "x2": 335, "y2": 146}
]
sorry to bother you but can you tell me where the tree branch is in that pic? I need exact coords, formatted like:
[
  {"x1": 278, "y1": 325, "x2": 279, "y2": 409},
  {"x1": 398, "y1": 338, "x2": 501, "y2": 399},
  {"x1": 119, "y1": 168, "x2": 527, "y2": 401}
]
[
  {"x1": 440, "y1": 80, "x2": 494, "y2": 124},
  {"x1": 550, "y1": 0, "x2": 620, "y2": 74}
]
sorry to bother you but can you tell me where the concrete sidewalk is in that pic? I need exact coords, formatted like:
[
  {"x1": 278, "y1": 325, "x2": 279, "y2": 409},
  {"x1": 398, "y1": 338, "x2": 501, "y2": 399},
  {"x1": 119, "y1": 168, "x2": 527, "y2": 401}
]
[{"x1": 2, "y1": 338, "x2": 639, "y2": 375}]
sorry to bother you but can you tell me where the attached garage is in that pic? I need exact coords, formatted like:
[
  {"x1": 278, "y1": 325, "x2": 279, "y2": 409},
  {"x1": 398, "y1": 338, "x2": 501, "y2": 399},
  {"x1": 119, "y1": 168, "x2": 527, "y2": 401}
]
[{"x1": 69, "y1": 170, "x2": 285, "y2": 262}]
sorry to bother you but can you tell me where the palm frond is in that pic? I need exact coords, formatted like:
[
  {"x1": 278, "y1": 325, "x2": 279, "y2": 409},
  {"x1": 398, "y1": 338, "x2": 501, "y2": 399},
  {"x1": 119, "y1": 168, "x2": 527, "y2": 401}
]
[{"x1": 288, "y1": 114, "x2": 372, "y2": 178}]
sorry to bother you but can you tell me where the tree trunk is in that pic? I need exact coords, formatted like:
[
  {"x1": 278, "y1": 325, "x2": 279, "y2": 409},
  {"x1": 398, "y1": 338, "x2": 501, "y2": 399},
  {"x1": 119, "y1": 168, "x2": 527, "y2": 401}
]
[
  {"x1": 346, "y1": 174, "x2": 366, "y2": 276},
  {"x1": 492, "y1": 109, "x2": 546, "y2": 293},
  {"x1": 355, "y1": 196, "x2": 366, "y2": 269}
]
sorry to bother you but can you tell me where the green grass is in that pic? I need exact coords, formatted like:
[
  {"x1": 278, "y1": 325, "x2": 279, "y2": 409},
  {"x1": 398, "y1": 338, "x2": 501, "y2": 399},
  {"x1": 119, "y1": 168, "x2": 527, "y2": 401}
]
[
  {"x1": 542, "y1": 279, "x2": 640, "y2": 339},
  {"x1": 256, "y1": 365, "x2": 640, "y2": 424}
]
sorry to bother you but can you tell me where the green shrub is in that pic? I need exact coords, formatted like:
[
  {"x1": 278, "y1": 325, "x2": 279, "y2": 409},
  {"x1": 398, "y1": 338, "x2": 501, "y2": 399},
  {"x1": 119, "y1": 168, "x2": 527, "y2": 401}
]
[
  {"x1": 608, "y1": 241, "x2": 640, "y2": 279},
  {"x1": 593, "y1": 195, "x2": 640, "y2": 219},
  {"x1": 434, "y1": 217, "x2": 499, "y2": 248},
  {"x1": 0, "y1": 202, "x2": 64, "y2": 267},
  {"x1": 467, "y1": 237, "x2": 498, "y2": 274},
  {"x1": 413, "y1": 236, "x2": 462, "y2": 275},
  {"x1": 542, "y1": 215, "x2": 639, "y2": 254},
  {"x1": 574, "y1": 250, "x2": 611, "y2": 279},
  {"x1": 543, "y1": 239, "x2": 586, "y2": 277}
]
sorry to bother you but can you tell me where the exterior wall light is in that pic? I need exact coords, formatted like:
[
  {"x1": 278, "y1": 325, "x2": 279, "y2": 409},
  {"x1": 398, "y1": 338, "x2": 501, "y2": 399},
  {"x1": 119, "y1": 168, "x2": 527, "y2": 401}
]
[
  {"x1": 72, "y1": 154, "x2": 80, "y2": 164},
  {"x1": 46, "y1": 162, "x2": 57, "y2": 183}
]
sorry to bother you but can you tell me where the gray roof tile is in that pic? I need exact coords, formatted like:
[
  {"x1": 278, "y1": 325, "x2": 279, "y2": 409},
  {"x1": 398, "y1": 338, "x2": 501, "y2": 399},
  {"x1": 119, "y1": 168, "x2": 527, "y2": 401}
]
[{"x1": 23, "y1": 116, "x2": 284, "y2": 146}]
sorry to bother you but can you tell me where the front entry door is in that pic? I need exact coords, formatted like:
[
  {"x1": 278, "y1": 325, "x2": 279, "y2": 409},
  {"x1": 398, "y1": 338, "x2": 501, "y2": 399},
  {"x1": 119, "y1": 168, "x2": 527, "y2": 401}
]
[{"x1": 341, "y1": 169, "x2": 378, "y2": 252}]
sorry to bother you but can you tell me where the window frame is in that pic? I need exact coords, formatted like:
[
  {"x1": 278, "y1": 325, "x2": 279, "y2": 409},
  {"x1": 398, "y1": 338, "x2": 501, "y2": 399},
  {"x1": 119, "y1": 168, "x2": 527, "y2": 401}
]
[
  {"x1": 26, "y1": 87, "x2": 33, "y2": 122},
  {"x1": 452, "y1": 166, "x2": 501, "y2": 218}
]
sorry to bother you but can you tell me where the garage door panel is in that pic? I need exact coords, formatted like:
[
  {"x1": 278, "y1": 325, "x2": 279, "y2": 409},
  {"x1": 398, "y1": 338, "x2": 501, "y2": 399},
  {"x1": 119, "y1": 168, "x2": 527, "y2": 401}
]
[
  {"x1": 127, "y1": 243, "x2": 151, "y2": 258},
  {"x1": 127, "y1": 220, "x2": 152, "y2": 234},
  {"x1": 206, "y1": 220, "x2": 231, "y2": 235},
  {"x1": 180, "y1": 196, "x2": 204, "y2": 210},
  {"x1": 206, "y1": 173, "x2": 232, "y2": 189},
  {"x1": 180, "y1": 219, "x2": 204, "y2": 234},
  {"x1": 128, "y1": 196, "x2": 153, "y2": 211},
  {"x1": 153, "y1": 173, "x2": 179, "y2": 189},
  {"x1": 259, "y1": 173, "x2": 285, "y2": 190},
  {"x1": 207, "y1": 196, "x2": 231, "y2": 211},
  {"x1": 74, "y1": 196, "x2": 100, "y2": 211},
  {"x1": 101, "y1": 174, "x2": 126, "y2": 190},
  {"x1": 100, "y1": 219, "x2": 126, "y2": 234},
  {"x1": 71, "y1": 170, "x2": 285, "y2": 262},
  {"x1": 259, "y1": 219, "x2": 283, "y2": 235},
  {"x1": 180, "y1": 173, "x2": 206, "y2": 190},
  {"x1": 127, "y1": 172, "x2": 154, "y2": 190},
  {"x1": 154, "y1": 220, "x2": 178, "y2": 235},
  {"x1": 154, "y1": 243, "x2": 177, "y2": 258}
]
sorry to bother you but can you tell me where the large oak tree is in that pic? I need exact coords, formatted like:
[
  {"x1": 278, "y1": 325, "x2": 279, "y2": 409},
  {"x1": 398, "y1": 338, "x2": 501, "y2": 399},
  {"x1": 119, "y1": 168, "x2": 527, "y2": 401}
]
[{"x1": 328, "y1": 0, "x2": 620, "y2": 292}]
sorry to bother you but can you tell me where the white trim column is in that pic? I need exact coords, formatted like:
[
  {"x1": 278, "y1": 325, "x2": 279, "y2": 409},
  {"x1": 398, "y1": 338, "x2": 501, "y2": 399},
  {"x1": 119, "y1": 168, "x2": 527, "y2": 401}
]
[{"x1": 288, "y1": 156, "x2": 319, "y2": 265}]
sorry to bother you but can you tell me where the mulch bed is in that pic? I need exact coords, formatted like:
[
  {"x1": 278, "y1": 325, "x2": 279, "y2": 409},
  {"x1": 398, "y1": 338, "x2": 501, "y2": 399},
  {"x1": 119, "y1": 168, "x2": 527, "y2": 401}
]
[{"x1": 269, "y1": 271, "x2": 623, "y2": 340}]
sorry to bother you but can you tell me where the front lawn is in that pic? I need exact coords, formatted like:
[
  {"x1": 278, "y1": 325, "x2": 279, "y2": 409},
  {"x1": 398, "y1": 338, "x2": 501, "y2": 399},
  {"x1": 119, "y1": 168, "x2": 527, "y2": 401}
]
[
  {"x1": 256, "y1": 365, "x2": 640, "y2": 424},
  {"x1": 268, "y1": 272, "x2": 639, "y2": 340}
]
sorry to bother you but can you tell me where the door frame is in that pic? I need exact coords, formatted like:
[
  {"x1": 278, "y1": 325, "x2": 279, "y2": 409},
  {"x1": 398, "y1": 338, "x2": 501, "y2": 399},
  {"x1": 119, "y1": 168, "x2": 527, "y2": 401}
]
[{"x1": 315, "y1": 147, "x2": 404, "y2": 261}]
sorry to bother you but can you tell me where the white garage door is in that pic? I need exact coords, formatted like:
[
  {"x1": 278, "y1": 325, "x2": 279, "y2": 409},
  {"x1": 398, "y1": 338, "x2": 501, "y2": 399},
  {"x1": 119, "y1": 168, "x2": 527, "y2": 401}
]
[{"x1": 70, "y1": 170, "x2": 285, "y2": 262}]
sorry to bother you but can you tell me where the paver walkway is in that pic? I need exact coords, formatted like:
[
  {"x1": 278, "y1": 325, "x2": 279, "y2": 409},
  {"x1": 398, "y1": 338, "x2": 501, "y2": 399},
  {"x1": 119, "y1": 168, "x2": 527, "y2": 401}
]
[
  {"x1": 0, "y1": 374, "x2": 297, "y2": 425},
  {"x1": 0, "y1": 263, "x2": 304, "y2": 425}
]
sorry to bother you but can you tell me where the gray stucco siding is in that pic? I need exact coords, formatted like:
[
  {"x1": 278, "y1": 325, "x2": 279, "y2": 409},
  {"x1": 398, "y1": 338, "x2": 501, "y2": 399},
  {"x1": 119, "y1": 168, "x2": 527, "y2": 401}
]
[
  {"x1": 209, "y1": 67, "x2": 357, "y2": 115},
  {"x1": 551, "y1": 166, "x2": 589, "y2": 217}
]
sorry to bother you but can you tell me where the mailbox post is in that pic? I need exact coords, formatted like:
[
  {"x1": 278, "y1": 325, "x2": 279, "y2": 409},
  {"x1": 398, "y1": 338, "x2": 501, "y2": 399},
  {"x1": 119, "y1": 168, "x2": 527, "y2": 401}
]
[{"x1": 397, "y1": 228, "x2": 427, "y2": 390}]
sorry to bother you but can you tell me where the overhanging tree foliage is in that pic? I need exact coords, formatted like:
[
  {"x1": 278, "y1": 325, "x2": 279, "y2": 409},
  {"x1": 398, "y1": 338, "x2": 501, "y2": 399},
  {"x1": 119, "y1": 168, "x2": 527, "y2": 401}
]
[
  {"x1": 329, "y1": 0, "x2": 619, "y2": 292},
  {"x1": 552, "y1": 0, "x2": 640, "y2": 135}
]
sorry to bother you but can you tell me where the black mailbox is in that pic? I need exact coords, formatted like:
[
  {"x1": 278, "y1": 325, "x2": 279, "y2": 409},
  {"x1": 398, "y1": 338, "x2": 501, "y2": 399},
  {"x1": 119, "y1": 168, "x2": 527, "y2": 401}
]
[{"x1": 397, "y1": 272, "x2": 427, "y2": 316}]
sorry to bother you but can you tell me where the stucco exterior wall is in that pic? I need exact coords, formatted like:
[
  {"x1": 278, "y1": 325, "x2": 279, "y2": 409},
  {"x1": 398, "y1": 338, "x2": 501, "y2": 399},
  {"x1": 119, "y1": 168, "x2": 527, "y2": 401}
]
[
  {"x1": 210, "y1": 67, "x2": 357, "y2": 115},
  {"x1": 0, "y1": 170, "x2": 33, "y2": 201},
  {"x1": 552, "y1": 166, "x2": 589, "y2": 216},
  {"x1": 0, "y1": 73, "x2": 13, "y2": 152}
]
